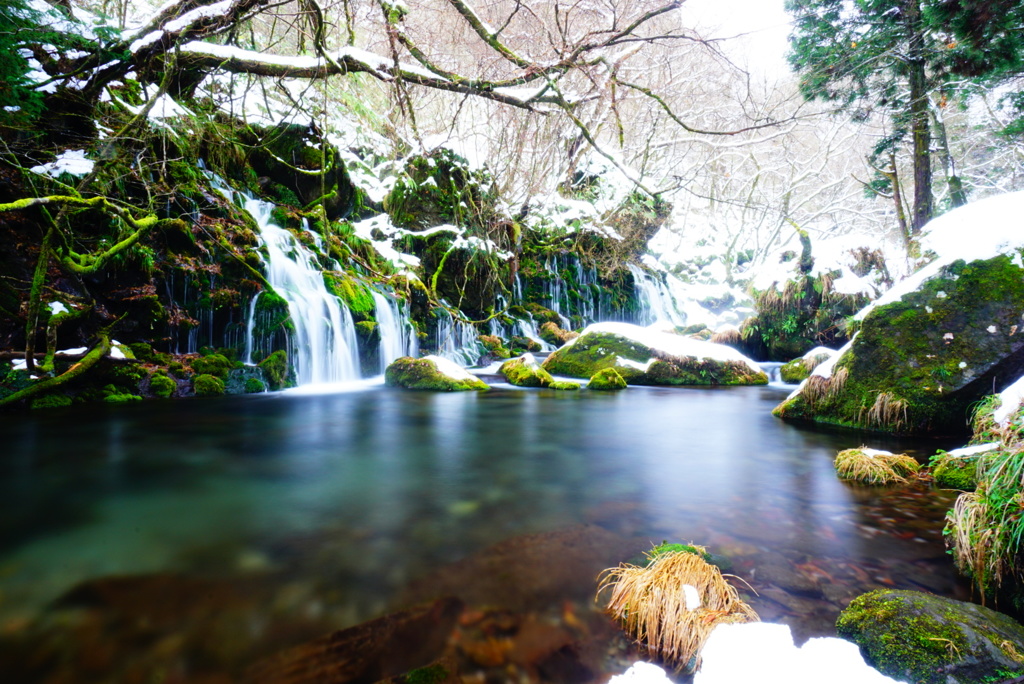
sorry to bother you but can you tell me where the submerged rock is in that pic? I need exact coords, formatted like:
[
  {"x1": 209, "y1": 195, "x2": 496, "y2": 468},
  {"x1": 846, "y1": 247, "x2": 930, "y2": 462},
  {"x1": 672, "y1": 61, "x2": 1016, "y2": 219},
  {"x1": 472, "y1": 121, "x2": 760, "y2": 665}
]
[
  {"x1": 543, "y1": 322, "x2": 767, "y2": 386},
  {"x1": 837, "y1": 589, "x2": 1024, "y2": 684},
  {"x1": 775, "y1": 254, "x2": 1024, "y2": 435},
  {"x1": 385, "y1": 355, "x2": 489, "y2": 391},
  {"x1": 500, "y1": 354, "x2": 553, "y2": 387},
  {"x1": 588, "y1": 367, "x2": 627, "y2": 391}
]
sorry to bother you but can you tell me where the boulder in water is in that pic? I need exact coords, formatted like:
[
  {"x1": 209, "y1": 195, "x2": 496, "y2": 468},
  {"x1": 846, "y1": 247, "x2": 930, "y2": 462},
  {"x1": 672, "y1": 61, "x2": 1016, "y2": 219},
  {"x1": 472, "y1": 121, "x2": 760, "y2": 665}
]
[
  {"x1": 588, "y1": 367, "x2": 627, "y2": 391},
  {"x1": 774, "y1": 254, "x2": 1024, "y2": 435},
  {"x1": 780, "y1": 347, "x2": 836, "y2": 383},
  {"x1": 385, "y1": 356, "x2": 488, "y2": 391},
  {"x1": 837, "y1": 589, "x2": 1024, "y2": 684},
  {"x1": 543, "y1": 322, "x2": 767, "y2": 386},
  {"x1": 500, "y1": 354, "x2": 553, "y2": 387}
]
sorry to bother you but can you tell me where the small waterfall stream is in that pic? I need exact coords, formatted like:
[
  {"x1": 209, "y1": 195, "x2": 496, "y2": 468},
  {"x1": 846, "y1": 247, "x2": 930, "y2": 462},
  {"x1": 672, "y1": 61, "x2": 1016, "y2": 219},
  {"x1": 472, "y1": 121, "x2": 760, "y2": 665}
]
[
  {"x1": 628, "y1": 264, "x2": 686, "y2": 327},
  {"x1": 373, "y1": 292, "x2": 418, "y2": 372},
  {"x1": 244, "y1": 198, "x2": 361, "y2": 385}
]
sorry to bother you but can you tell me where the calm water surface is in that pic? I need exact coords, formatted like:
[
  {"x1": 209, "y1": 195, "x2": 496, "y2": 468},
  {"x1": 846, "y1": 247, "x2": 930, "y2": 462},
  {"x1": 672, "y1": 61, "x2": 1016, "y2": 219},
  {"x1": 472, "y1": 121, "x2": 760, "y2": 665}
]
[{"x1": 0, "y1": 382, "x2": 969, "y2": 680}]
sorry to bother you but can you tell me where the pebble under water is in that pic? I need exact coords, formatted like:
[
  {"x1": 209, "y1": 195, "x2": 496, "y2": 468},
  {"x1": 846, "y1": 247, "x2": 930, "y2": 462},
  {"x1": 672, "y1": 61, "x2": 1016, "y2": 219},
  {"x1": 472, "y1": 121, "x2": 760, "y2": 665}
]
[{"x1": 0, "y1": 382, "x2": 970, "y2": 682}]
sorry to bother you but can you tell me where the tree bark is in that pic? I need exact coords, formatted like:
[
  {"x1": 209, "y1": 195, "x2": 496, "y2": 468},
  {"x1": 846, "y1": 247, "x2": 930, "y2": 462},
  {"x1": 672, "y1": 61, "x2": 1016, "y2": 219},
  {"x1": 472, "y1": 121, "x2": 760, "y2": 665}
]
[{"x1": 905, "y1": 0, "x2": 933, "y2": 233}]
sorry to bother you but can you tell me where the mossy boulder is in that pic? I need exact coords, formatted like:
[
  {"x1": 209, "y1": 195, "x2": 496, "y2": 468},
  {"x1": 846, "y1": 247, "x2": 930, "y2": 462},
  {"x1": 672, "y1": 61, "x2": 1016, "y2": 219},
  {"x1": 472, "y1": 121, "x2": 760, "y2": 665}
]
[
  {"x1": 149, "y1": 374, "x2": 177, "y2": 398},
  {"x1": 780, "y1": 346, "x2": 835, "y2": 383},
  {"x1": 930, "y1": 444, "x2": 996, "y2": 490},
  {"x1": 774, "y1": 255, "x2": 1024, "y2": 435},
  {"x1": 499, "y1": 354, "x2": 553, "y2": 388},
  {"x1": 30, "y1": 394, "x2": 72, "y2": 409},
  {"x1": 588, "y1": 367, "x2": 627, "y2": 391},
  {"x1": 191, "y1": 353, "x2": 233, "y2": 379},
  {"x1": 225, "y1": 367, "x2": 268, "y2": 395},
  {"x1": 837, "y1": 589, "x2": 1024, "y2": 684},
  {"x1": 193, "y1": 374, "x2": 226, "y2": 396},
  {"x1": 539, "y1": 321, "x2": 578, "y2": 346},
  {"x1": 549, "y1": 380, "x2": 580, "y2": 391},
  {"x1": 258, "y1": 350, "x2": 290, "y2": 391},
  {"x1": 543, "y1": 322, "x2": 768, "y2": 386},
  {"x1": 478, "y1": 335, "x2": 511, "y2": 359},
  {"x1": 385, "y1": 356, "x2": 489, "y2": 392}
]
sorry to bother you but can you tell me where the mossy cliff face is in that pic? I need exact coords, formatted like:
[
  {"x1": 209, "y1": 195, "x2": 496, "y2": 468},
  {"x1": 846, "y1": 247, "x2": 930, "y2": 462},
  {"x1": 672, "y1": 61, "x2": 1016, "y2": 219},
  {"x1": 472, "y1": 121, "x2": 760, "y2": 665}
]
[
  {"x1": 384, "y1": 356, "x2": 488, "y2": 391},
  {"x1": 774, "y1": 255, "x2": 1024, "y2": 435},
  {"x1": 837, "y1": 589, "x2": 1024, "y2": 684},
  {"x1": 542, "y1": 327, "x2": 768, "y2": 386}
]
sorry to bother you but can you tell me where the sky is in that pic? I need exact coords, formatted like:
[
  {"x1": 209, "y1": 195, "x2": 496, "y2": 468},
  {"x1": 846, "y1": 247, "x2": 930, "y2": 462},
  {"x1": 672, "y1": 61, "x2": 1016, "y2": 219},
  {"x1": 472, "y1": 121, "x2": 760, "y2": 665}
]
[{"x1": 678, "y1": 0, "x2": 793, "y2": 77}]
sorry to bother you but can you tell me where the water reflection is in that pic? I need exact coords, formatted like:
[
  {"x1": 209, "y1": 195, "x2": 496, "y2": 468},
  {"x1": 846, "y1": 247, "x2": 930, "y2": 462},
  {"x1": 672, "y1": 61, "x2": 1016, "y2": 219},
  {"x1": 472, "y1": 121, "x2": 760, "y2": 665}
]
[{"x1": 0, "y1": 384, "x2": 967, "y2": 677}]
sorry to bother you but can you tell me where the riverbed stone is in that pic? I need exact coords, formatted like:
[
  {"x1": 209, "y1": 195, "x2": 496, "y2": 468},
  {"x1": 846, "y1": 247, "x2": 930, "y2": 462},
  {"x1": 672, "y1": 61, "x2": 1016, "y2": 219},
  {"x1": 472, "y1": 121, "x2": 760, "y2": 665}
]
[
  {"x1": 385, "y1": 356, "x2": 489, "y2": 391},
  {"x1": 543, "y1": 322, "x2": 768, "y2": 386},
  {"x1": 837, "y1": 589, "x2": 1024, "y2": 684},
  {"x1": 774, "y1": 254, "x2": 1024, "y2": 435},
  {"x1": 500, "y1": 354, "x2": 553, "y2": 387}
]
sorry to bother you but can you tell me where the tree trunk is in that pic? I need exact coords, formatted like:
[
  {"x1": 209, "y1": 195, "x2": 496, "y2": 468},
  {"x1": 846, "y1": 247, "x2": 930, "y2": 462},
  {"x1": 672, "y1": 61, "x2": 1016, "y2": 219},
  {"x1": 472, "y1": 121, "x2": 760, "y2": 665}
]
[{"x1": 905, "y1": 0, "x2": 933, "y2": 233}]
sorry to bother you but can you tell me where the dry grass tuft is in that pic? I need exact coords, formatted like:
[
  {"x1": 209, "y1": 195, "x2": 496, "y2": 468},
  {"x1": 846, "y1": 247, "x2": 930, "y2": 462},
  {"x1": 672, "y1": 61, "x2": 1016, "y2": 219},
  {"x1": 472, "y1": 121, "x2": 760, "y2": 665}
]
[
  {"x1": 861, "y1": 391, "x2": 908, "y2": 431},
  {"x1": 834, "y1": 447, "x2": 920, "y2": 485},
  {"x1": 797, "y1": 367, "x2": 847, "y2": 408},
  {"x1": 710, "y1": 327, "x2": 741, "y2": 346},
  {"x1": 598, "y1": 550, "x2": 758, "y2": 670}
]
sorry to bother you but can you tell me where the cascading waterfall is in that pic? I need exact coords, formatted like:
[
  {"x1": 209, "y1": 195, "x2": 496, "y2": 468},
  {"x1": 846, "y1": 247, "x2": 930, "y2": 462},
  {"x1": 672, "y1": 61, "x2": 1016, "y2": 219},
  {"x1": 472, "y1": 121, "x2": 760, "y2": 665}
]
[
  {"x1": 434, "y1": 305, "x2": 483, "y2": 367},
  {"x1": 242, "y1": 292, "x2": 260, "y2": 365},
  {"x1": 244, "y1": 198, "x2": 361, "y2": 385},
  {"x1": 373, "y1": 291, "x2": 418, "y2": 372},
  {"x1": 627, "y1": 263, "x2": 686, "y2": 327}
]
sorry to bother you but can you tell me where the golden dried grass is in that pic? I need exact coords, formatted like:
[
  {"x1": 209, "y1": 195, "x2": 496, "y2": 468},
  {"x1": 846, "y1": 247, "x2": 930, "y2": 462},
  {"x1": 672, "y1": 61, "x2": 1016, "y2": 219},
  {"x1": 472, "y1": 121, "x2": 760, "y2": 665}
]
[
  {"x1": 834, "y1": 447, "x2": 920, "y2": 485},
  {"x1": 860, "y1": 391, "x2": 908, "y2": 431},
  {"x1": 597, "y1": 550, "x2": 758, "y2": 670},
  {"x1": 710, "y1": 327, "x2": 741, "y2": 346}
]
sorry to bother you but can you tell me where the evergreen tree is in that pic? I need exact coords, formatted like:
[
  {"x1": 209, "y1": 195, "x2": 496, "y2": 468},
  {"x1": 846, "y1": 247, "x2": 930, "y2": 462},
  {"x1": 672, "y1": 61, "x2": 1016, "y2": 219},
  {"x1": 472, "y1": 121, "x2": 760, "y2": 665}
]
[{"x1": 786, "y1": 0, "x2": 943, "y2": 236}]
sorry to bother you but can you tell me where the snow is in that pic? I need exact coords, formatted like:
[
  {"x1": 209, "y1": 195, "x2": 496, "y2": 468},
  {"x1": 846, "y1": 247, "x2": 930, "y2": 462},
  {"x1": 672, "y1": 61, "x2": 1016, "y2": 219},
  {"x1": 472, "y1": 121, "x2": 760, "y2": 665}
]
[
  {"x1": 424, "y1": 354, "x2": 478, "y2": 381},
  {"x1": 30, "y1": 150, "x2": 94, "y2": 177},
  {"x1": 110, "y1": 341, "x2": 126, "y2": 360},
  {"x1": 859, "y1": 448, "x2": 893, "y2": 458},
  {"x1": 683, "y1": 584, "x2": 701, "y2": 611},
  {"x1": 164, "y1": 0, "x2": 234, "y2": 32},
  {"x1": 570, "y1": 322, "x2": 763, "y2": 374},
  {"x1": 855, "y1": 192, "x2": 1024, "y2": 321},
  {"x1": 993, "y1": 374, "x2": 1024, "y2": 426},
  {"x1": 608, "y1": 662, "x2": 673, "y2": 684},
  {"x1": 48, "y1": 302, "x2": 69, "y2": 316},
  {"x1": 945, "y1": 442, "x2": 999, "y2": 458},
  {"x1": 616, "y1": 356, "x2": 655, "y2": 372},
  {"x1": 803, "y1": 346, "x2": 836, "y2": 360},
  {"x1": 350, "y1": 214, "x2": 422, "y2": 269},
  {"x1": 694, "y1": 622, "x2": 900, "y2": 684}
]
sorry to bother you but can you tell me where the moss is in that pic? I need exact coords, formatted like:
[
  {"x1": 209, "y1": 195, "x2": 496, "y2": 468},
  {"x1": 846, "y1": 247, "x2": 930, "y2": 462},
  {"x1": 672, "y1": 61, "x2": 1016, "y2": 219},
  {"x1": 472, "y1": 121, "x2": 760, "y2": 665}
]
[
  {"x1": 402, "y1": 664, "x2": 449, "y2": 684},
  {"x1": 193, "y1": 374, "x2": 226, "y2": 396},
  {"x1": 931, "y1": 452, "x2": 979, "y2": 491},
  {"x1": 508, "y1": 335, "x2": 541, "y2": 355},
  {"x1": 191, "y1": 353, "x2": 232, "y2": 379},
  {"x1": 244, "y1": 377, "x2": 266, "y2": 394},
  {"x1": 127, "y1": 342, "x2": 156, "y2": 363},
  {"x1": 324, "y1": 272, "x2": 375, "y2": 316},
  {"x1": 500, "y1": 356, "x2": 553, "y2": 387},
  {"x1": 588, "y1": 367, "x2": 627, "y2": 391},
  {"x1": 647, "y1": 542, "x2": 712, "y2": 564},
  {"x1": 837, "y1": 590, "x2": 1024, "y2": 684},
  {"x1": 478, "y1": 335, "x2": 511, "y2": 359},
  {"x1": 29, "y1": 394, "x2": 72, "y2": 409},
  {"x1": 549, "y1": 380, "x2": 580, "y2": 391},
  {"x1": 780, "y1": 357, "x2": 811, "y2": 383},
  {"x1": 384, "y1": 357, "x2": 489, "y2": 392},
  {"x1": 149, "y1": 374, "x2": 177, "y2": 399},
  {"x1": 168, "y1": 360, "x2": 185, "y2": 376},
  {"x1": 103, "y1": 390, "x2": 142, "y2": 403},
  {"x1": 258, "y1": 350, "x2": 289, "y2": 391}
]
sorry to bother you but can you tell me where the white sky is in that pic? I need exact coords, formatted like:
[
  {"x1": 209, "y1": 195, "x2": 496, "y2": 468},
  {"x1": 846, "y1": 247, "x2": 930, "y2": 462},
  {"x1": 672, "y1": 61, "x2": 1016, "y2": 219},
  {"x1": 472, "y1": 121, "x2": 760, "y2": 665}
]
[{"x1": 678, "y1": 0, "x2": 792, "y2": 77}]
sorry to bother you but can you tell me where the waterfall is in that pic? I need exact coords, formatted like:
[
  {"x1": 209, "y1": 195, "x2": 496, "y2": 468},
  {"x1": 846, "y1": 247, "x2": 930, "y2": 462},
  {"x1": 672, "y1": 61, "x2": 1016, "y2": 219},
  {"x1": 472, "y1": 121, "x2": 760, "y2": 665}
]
[
  {"x1": 434, "y1": 305, "x2": 482, "y2": 367},
  {"x1": 373, "y1": 291, "x2": 418, "y2": 372},
  {"x1": 628, "y1": 264, "x2": 686, "y2": 327},
  {"x1": 516, "y1": 318, "x2": 553, "y2": 351},
  {"x1": 245, "y1": 198, "x2": 361, "y2": 385},
  {"x1": 242, "y1": 292, "x2": 260, "y2": 365}
]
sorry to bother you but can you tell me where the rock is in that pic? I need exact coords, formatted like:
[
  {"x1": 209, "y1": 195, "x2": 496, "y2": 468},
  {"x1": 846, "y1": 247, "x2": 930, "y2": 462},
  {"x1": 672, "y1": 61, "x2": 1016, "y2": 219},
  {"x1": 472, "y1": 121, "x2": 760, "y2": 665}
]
[
  {"x1": 385, "y1": 356, "x2": 489, "y2": 391},
  {"x1": 930, "y1": 443, "x2": 995, "y2": 490},
  {"x1": 774, "y1": 254, "x2": 1024, "y2": 435},
  {"x1": 588, "y1": 367, "x2": 627, "y2": 391},
  {"x1": 540, "y1": 321, "x2": 578, "y2": 346},
  {"x1": 500, "y1": 354, "x2": 553, "y2": 387},
  {"x1": 549, "y1": 380, "x2": 580, "y2": 391},
  {"x1": 543, "y1": 322, "x2": 768, "y2": 386},
  {"x1": 780, "y1": 347, "x2": 836, "y2": 383},
  {"x1": 837, "y1": 589, "x2": 1024, "y2": 684}
]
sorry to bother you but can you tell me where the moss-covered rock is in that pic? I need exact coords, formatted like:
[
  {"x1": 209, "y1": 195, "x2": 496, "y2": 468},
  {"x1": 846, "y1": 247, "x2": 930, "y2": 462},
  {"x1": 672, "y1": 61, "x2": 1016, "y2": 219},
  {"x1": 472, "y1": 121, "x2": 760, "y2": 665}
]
[
  {"x1": 780, "y1": 347, "x2": 835, "y2": 383},
  {"x1": 499, "y1": 354, "x2": 554, "y2": 387},
  {"x1": 774, "y1": 255, "x2": 1024, "y2": 435},
  {"x1": 837, "y1": 589, "x2": 1024, "y2": 684},
  {"x1": 149, "y1": 373, "x2": 177, "y2": 399},
  {"x1": 29, "y1": 393, "x2": 72, "y2": 409},
  {"x1": 385, "y1": 356, "x2": 489, "y2": 392},
  {"x1": 193, "y1": 374, "x2": 226, "y2": 396},
  {"x1": 258, "y1": 350, "x2": 290, "y2": 391},
  {"x1": 588, "y1": 367, "x2": 627, "y2": 391},
  {"x1": 478, "y1": 335, "x2": 511, "y2": 359},
  {"x1": 539, "y1": 321, "x2": 577, "y2": 346},
  {"x1": 549, "y1": 380, "x2": 580, "y2": 391},
  {"x1": 543, "y1": 322, "x2": 768, "y2": 386},
  {"x1": 191, "y1": 352, "x2": 233, "y2": 379},
  {"x1": 225, "y1": 367, "x2": 268, "y2": 395},
  {"x1": 931, "y1": 445, "x2": 992, "y2": 490}
]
